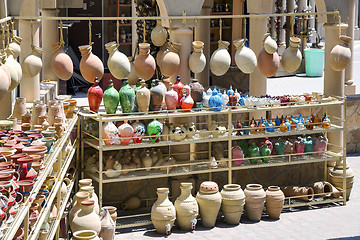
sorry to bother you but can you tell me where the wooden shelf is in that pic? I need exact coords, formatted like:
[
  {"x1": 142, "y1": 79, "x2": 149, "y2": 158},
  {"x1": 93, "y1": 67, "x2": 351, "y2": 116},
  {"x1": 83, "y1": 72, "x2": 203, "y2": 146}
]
[
  {"x1": 210, "y1": 11, "x2": 232, "y2": 15},
  {"x1": 110, "y1": 3, "x2": 132, "y2": 6},
  {"x1": 118, "y1": 42, "x2": 132, "y2": 45},
  {"x1": 210, "y1": 26, "x2": 232, "y2": 29},
  {"x1": 110, "y1": 23, "x2": 132, "y2": 26}
]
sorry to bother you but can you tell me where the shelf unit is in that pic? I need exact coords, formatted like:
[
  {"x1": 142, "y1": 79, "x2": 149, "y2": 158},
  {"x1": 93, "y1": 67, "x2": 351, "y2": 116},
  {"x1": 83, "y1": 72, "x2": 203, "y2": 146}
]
[
  {"x1": 2, "y1": 115, "x2": 78, "y2": 240},
  {"x1": 78, "y1": 96, "x2": 347, "y2": 229}
]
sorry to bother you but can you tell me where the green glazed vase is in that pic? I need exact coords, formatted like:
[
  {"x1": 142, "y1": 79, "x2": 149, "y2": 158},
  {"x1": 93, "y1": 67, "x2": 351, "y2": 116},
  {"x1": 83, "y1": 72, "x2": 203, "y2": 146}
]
[
  {"x1": 304, "y1": 136, "x2": 314, "y2": 154},
  {"x1": 238, "y1": 140, "x2": 249, "y2": 157},
  {"x1": 260, "y1": 144, "x2": 271, "y2": 163},
  {"x1": 119, "y1": 79, "x2": 135, "y2": 113},
  {"x1": 103, "y1": 80, "x2": 120, "y2": 114},
  {"x1": 274, "y1": 138, "x2": 286, "y2": 156},
  {"x1": 133, "y1": 79, "x2": 142, "y2": 111},
  {"x1": 248, "y1": 142, "x2": 260, "y2": 164},
  {"x1": 147, "y1": 119, "x2": 163, "y2": 143}
]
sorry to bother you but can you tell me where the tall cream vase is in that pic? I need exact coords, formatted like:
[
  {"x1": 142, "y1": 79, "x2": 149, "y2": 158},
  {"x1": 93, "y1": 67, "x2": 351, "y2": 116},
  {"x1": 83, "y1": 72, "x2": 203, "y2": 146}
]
[
  {"x1": 210, "y1": 40, "x2": 231, "y2": 76},
  {"x1": 233, "y1": 39, "x2": 257, "y2": 74},
  {"x1": 151, "y1": 188, "x2": 176, "y2": 234},
  {"x1": 69, "y1": 192, "x2": 90, "y2": 224},
  {"x1": 105, "y1": 41, "x2": 130, "y2": 79},
  {"x1": 22, "y1": 46, "x2": 43, "y2": 78},
  {"x1": 189, "y1": 41, "x2": 206, "y2": 74},
  {"x1": 196, "y1": 181, "x2": 221, "y2": 228},
  {"x1": 244, "y1": 184, "x2": 266, "y2": 221},
  {"x1": 70, "y1": 200, "x2": 101, "y2": 235},
  {"x1": 221, "y1": 184, "x2": 245, "y2": 225},
  {"x1": 280, "y1": 37, "x2": 302, "y2": 73},
  {"x1": 79, "y1": 45, "x2": 104, "y2": 83}
]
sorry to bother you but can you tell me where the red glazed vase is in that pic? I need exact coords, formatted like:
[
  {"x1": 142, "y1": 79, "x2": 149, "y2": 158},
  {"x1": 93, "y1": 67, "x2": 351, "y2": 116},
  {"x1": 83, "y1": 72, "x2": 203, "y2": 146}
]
[
  {"x1": 88, "y1": 78, "x2": 103, "y2": 113},
  {"x1": 172, "y1": 76, "x2": 184, "y2": 108},
  {"x1": 232, "y1": 145, "x2": 244, "y2": 166},
  {"x1": 180, "y1": 89, "x2": 194, "y2": 110},
  {"x1": 165, "y1": 84, "x2": 178, "y2": 112}
]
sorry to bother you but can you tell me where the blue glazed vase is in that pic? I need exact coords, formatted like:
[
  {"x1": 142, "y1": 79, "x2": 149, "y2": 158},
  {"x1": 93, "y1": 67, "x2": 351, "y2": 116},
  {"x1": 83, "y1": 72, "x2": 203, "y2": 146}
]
[{"x1": 208, "y1": 87, "x2": 223, "y2": 111}]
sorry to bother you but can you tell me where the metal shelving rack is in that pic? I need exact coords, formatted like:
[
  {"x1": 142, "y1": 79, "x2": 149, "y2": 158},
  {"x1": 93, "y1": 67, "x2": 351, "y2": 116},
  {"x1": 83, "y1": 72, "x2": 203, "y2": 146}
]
[{"x1": 78, "y1": 95, "x2": 347, "y2": 229}]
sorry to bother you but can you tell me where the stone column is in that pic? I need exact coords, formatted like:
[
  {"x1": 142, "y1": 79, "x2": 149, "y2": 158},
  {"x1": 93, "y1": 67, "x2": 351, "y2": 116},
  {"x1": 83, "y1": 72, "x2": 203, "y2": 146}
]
[
  {"x1": 297, "y1": 0, "x2": 307, "y2": 13},
  {"x1": 279, "y1": 0, "x2": 286, "y2": 51},
  {"x1": 285, "y1": 0, "x2": 295, "y2": 46},
  {"x1": 41, "y1": 9, "x2": 59, "y2": 81},
  {"x1": 345, "y1": 0, "x2": 357, "y2": 95},
  {"x1": 308, "y1": 0, "x2": 317, "y2": 43},
  {"x1": 195, "y1": 0, "x2": 213, "y2": 87}
]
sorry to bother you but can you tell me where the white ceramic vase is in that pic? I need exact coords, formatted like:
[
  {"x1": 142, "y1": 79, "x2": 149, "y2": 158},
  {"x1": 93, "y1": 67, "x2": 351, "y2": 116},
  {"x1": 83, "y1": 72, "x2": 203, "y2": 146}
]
[
  {"x1": 233, "y1": 39, "x2": 257, "y2": 74},
  {"x1": 151, "y1": 21, "x2": 168, "y2": 47},
  {"x1": 105, "y1": 41, "x2": 131, "y2": 79},
  {"x1": 210, "y1": 40, "x2": 231, "y2": 76},
  {"x1": 189, "y1": 41, "x2": 206, "y2": 74},
  {"x1": 22, "y1": 46, "x2": 43, "y2": 77},
  {"x1": 281, "y1": 37, "x2": 302, "y2": 73}
]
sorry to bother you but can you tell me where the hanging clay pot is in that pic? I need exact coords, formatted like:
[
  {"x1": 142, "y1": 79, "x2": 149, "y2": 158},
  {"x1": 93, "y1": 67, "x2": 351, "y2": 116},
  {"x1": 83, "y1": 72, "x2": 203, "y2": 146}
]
[
  {"x1": 172, "y1": 75, "x2": 184, "y2": 108},
  {"x1": 165, "y1": 83, "x2": 178, "y2": 111},
  {"x1": 265, "y1": 186, "x2": 284, "y2": 219},
  {"x1": 244, "y1": 184, "x2": 266, "y2": 221},
  {"x1": 156, "y1": 44, "x2": 168, "y2": 69},
  {"x1": 22, "y1": 46, "x2": 43, "y2": 77},
  {"x1": 330, "y1": 35, "x2": 352, "y2": 71},
  {"x1": 150, "y1": 79, "x2": 165, "y2": 111},
  {"x1": 160, "y1": 42, "x2": 180, "y2": 77},
  {"x1": 263, "y1": 33, "x2": 277, "y2": 54},
  {"x1": 136, "y1": 80, "x2": 151, "y2": 113},
  {"x1": 70, "y1": 200, "x2": 101, "y2": 235},
  {"x1": 221, "y1": 184, "x2": 245, "y2": 225},
  {"x1": 79, "y1": 45, "x2": 104, "y2": 83},
  {"x1": 0, "y1": 58, "x2": 11, "y2": 92},
  {"x1": 174, "y1": 182, "x2": 198, "y2": 231},
  {"x1": 118, "y1": 121, "x2": 134, "y2": 145},
  {"x1": 134, "y1": 43, "x2": 156, "y2": 81},
  {"x1": 210, "y1": 40, "x2": 231, "y2": 76},
  {"x1": 88, "y1": 78, "x2": 103, "y2": 113},
  {"x1": 51, "y1": 42, "x2": 73, "y2": 80},
  {"x1": 105, "y1": 41, "x2": 130, "y2": 79},
  {"x1": 127, "y1": 57, "x2": 138, "y2": 85},
  {"x1": 151, "y1": 188, "x2": 176, "y2": 235},
  {"x1": 281, "y1": 37, "x2": 302, "y2": 73},
  {"x1": 4, "y1": 49, "x2": 21, "y2": 92},
  {"x1": 189, "y1": 79, "x2": 204, "y2": 108},
  {"x1": 119, "y1": 80, "x2": 135, "y2": 113},
  {"x1": 233, "y1": 39, "x2": 257, "y2": 74},
  {"x1": 103, "y1": 80, "x2": 120, "y2": 114},
  {"x1": 151, "y1": 21, "x2": 168, "y2": 47},
  {"x1": 9, "y1": 36, "x2": 22, "y2": 59},
  {"x1": 99, "y1": 208, "x2": 115, "y2": 240},
  {"x1": 257, "y1": 48, "x2": 280, "y2": 77},
  {"x1": 12, "y1": 97, "x2": 27, "y2": 120},
  {"x1": 196, "y1": 181, "x2": 221, "y2": 228},
  {"x1": 189, "y1": 41, "x2": 206, "y2": 74}
]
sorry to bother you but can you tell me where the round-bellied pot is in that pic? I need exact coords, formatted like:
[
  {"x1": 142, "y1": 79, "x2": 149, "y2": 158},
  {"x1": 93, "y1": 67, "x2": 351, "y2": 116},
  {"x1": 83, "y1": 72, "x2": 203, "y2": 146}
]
[
  {"x1": 151, "y1": 21, "x2": 168, "y2": 47},
  {"x1": 233, "y1": 39, "x2": 257, "y2": 74},
  {"x1": 210, "y1": 40, "x2": 231, "y2": 76},
  {"x1": 280, "y1": 37, "x2": 302, "y2": 73},
  {"x1": 257, "y1": 48, "x2": 279, "y2": 77},
  {"x1": 265, "y1": 186, "x2": 285, "y2": 219},
  {"x1": 189, "y1": 41, "x2": 206, "y2": 74},
  {"x1": 196, "y1": 181, "x2": 221, "y2": 228},
  {"x1": 87, "y1": 78, "x2": 103, "y2": 113},
  {"x1": 70, "y1": 200, "x2": 101, "y2": 235},
  {"x1": 330, "y1": 35, "x2": 352, "y2": 71},
  {"x1": 134, "y1": 43, "x2": 156, "y2": 81},
  {"x1": 103, "y1": 79, "x2": 120, "y2": 114},
  {"x1": 136, "y1": 80, "x2": 150, "y2": 113},
  {"x1": 160, "y1": 42, "x2": 180, "y2": 77},
  {"x1": 105, "y1": 41, "x2": 130, "y2": 79},
  {"x1": 329, "y1": 161, "x2": 354, "y2": 200},
  {"x1": 151, "y1": 188, "x2": 176, "y2": 235},
  {"x1": 244, "y1": 184, "x2": 266, "y2": 221},
  {"x1": 78, "y1": 45, "x2": 104, "y2": 83},
  {"x1": 221, "y1": 184, "x2": 245, "y2": 225},
  {"x1": 52, "y1": 42, "x2": 73, "y2": 80}
]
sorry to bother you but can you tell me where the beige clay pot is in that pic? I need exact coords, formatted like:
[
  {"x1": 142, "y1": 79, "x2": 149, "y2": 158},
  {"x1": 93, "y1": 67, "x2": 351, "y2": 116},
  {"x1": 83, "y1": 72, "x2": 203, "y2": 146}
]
[
  {"x1": 69, "y1": 192, "x2": 90, "y2": 224},
  {"x1": 330, "y1": 35, "x2": 352, "y2": 72},
  {"x1": 281, "y1": 37, "x2": 302, "y2": 73},
  {"x1": 244, "y1": 184, "x2": 266, "y2": 221},
  {"x1": 189, "y1": 41, "x2": 206, "y2": 74},
  {"x1": 80, "y1": 186, "x2": 100, "y2": 215},
  {"x1": 233, "y1": 39, "x2": 257, "y2": 74},
  {"x1": 263, "y1": 33, "x2": 277, "y2": 54},
  {"x1": 12, "y1": 97, "x2": 27, "y2": 121},
  {"x1": 105, "y1": 41, "x2": 130, "y2": 80},
  {"x1": 72, "y1": 230, "x2": 100, "y2": 240},
  {"x1": 136, "y1": 80, "x2": 151, "y2": 113},
  {"x1": 196, "y1": 181, "x2": 221, "y2": 228},
  {"x1": 52, "y1": 42, "x2": 73, "y2": 80},
  {"x1": 151, "y1": 21, "x2": 168, "y2": 47},
  {"x1": 9, "y1": 36, "x2": 22, "y2": 59},
  {"x1": 329, "y1": 161, "x2": 354, "y2": 200},
  {"x1": 4, "y1": 50, "x2": 20, "y2": 92},
  {"x1": 22, "y1": 46, "x2": 43, "y2": 77},
  {"x1": 134, "y1": 43, "x2": 156, "y2": 81},
  {"x1": 160, "y1": 42, "x2": 180, "y2": 77},
  {"x1": 220, "y1": 184, "x2": 245, "y2": 225},
  {"x1": 210, "y1": 40, "x2": 231, "y2": 76},
  {"x1": 151, "y1": 188, "x2": 176, "y2": 234},
  {"x1": 174, "y1": 182, "x2": 198, "y2": 230},
  {"x1": 70, "y1": 200, "x2": 101, "y2": 235},
  {"x1": 265, "y1": 186, "x2": 284, "y2": 219},
  {"x1": 127, "y1": 57, "x2": 138, "y2": 85},
  {"x1": 79, "y1": 45, "x2": 104, "y2": 83}
]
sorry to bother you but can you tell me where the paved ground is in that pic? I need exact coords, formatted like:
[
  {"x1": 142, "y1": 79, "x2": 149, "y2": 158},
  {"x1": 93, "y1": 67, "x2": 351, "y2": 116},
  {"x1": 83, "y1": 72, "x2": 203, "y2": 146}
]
[{"x1": 115, "y1": 155, "x2": 360, "y2": 240}]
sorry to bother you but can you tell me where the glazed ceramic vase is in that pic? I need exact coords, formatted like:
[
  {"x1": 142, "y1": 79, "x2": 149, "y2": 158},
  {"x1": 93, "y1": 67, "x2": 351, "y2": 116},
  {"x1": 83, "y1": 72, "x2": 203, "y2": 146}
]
[
  {"x1": 265, "y1": 186, "x2": 284, "y2": 219},
  {"x1": 210, "y1": 40, "x2": 231, "y2": 76},
  {"x1": 79, "y1": 45, "x2": 104, "y2": 83},
  {"x1": 260, "y1": 144, "x2": 271, "y2": 163},
  {"x1": 249, "y1": 142, "x2": 260, "y2": 164},
  {"x1": 330, "y1": 35, "x2": 352, "y2": 71},
  {"x1": 221, "y1": 184, "x2": 245, "y2": 225},
  {"x1": 189, "y1": 79, "x2": 204, "y2": 108},
  {"x1": 281, "y1": 37, "x2": 302, "y2": 73},
  {"x1": 329, "y1": 161, "x2": 354, "y2": 200},
  {"x1": 22, "y1": 46, "x2": 43, "y2": 77},
  {"x1": 12, "y1": 97, "x2": 27, "y2": 121},
  {"x1": 233, "y1": 39, "x2": 257, "y2": 74},
  {"x1": 72, "y1": 230, "x2": 100, "y2": 240},
  {"x1": 314, "y1": 135, "x2": 328, "y2": 156},
  {"x1": 69, "y1": 192, "x2": 90, "y2": 224},
  {"x1": 165, "y1": 84, "x2": 178, "y2": 111},
  {"x1": 263, "y1": 33, "x2": 277, "y2": 54},
  {"x1": 150, "y1": 79, "x2": 165, "y2": 111},
  {"x1": 196, "y1": 181, "x2": 221, "y2": 228},
  {"x1": 51, "y1": 42, "x2": 73, "y2": 80},
  {"x1": 134, "y1": 43, "x2": 156, "y2": 80},
  {"x1": 9, "y1": 36, "x2": 22, "y2": 59},
  {"x1": 151, "y1": 21, "x2": 168, "y2": 47},
  {"x1": 244, "y1": 184, "x2": 266, "y2": 221},
  {"x1": 105, "y1": 41, "x2": 130, "y2": 79},
  {"x1": 172, "y1": 76, "x2": 184, "y2": 108},
  {"x1": 70, "y1": 200, "x2": 101, "y2": 235},
  {"x1": 5, "y1": 48, "x2": 22, "y2": 92},
  {"x1": 136, "y1": 80, "x2": 150, "y2": 113},
  {"x1": 147, "y1": 119, "x2": 163, "y2": 143},
  {"x1": 294, "y1": 137, "x2": 305, "y2": 156},
  {"x1": 118, "y1": 121, "x2": 134, "y2": 145},
  {"x1": 151, "y1": 188, "x2": 176, "y2": 235},
  {"x1": 174, "y1": 182, "x2": 199, "y2": 230},
  {"x1": 103, "y1": 80, "x2": 120, "y2": 114},
  {"x1": 232, "y1": 145, "x2": 244, "y2": 166},
  {"x1": 203, "y1": 88, "x2": 212, "y2": 108},
  {"x1": 208, "y1": 87, "x2": 223, "y2": 111},
  {"x1": 119, "y1": 80, "x2": 135, "y2": 113},
  {"x1": 99, "y1": 208, "x2": 115, "y2": 240},
  {"x1": 160, "y1": 42, "x2": 180, "y2": 77},
  {"x1": 180, "y1": 89, "x2": 194, "y2": 110},
  {"x1": 189, "y1": 41, "x2": 206, "y2": 74},
  {"x1": 258, "y1": 47, "x2": 279, "y2": 77},
  {"x1": 88, "y1": 78, "x2": 103, "y2": 113}
]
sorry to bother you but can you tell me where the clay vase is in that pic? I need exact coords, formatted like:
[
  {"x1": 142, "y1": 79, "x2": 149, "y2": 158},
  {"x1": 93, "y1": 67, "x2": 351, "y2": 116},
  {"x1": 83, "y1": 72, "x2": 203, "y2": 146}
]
[
  {"x1": 122, "y1": 196, "x2": 141, "y2": 210},
  {"x1": 127, "y1": 57, "x2": 138, "y2": 85},
  {"x1": 210, "y1": 40, "x2": 231, "y2": 76},
  {"x1": 221, "y1": 184, "x2": 245, "y2": 225},
  {"x1": 48, "y1": 103, "x2": 62, "y2": 126},
  {"x1": 208, "y1": 87, "x2": 223, "y2": 111},
  {"x1": 12, "y1": 97, "x2": 27, "y2": 121},
  {"x1": 105, "y1": 41, "x2": 130, "y2": 79},
  {"x1": 79, "y1": 45, "x2": 104, "y2": 83},
  {"x1": 136, "y1": 80, "x2": 151, "y2": 113},
  {"x1": 88, "y1": 78, "x2": 103, "y2": 113},
  {"x1": 151, "y1": 188, "x2": 176, "y2": 235},
  {"x1": 244, "y1": 184, "x2": 266, "y2": 221},
  {"x1": 80, "y1": 186, "x2": 100, "y2": 214},
  {"x1": 330, "y1": 35, "x2": 352, "y2": 71},
  {"x1": 232, "y1": 145, "x2": 244, "y2": 166},
  {"x1": 260, "y1": 144, "x2": 271, "y2": 163},
  {"x1": 118, "y1": 121, "x2": 134, "y2": 145},
  {"x1": 281, "y1": 186, "x2": 314, "y2": 201},
  {"x1": 147, "y1": 119, "x2": 163, "y2": 143},
  {"x1": 22, "y1": 46, "x2": 43, "y2": 77},
  {"x1": 99, "y1": 208, "x2": 115, "y2": 240},
  {"x1": 180, "y1": 89, "x2": 194, "y2": 110},
  {"x1": 263, "y1": 33, "x2": 277, "y2": 54},
  {"x1": 119, "y1": 80, "x2": 135, "y2": 113},
  {"x1": 189, "y1": 79, "x2": 204, "y2": 108},
  {"x1": 257, "y1": 48, "x2": 280, "y2": 77},
  {"x1": 103, "y1": 80, "x2": 120, "y2": 114},
  {"x1": 9, "y1": 36, "x2": 22, "y2": 59},
  {"x1": 156, "y1": 44, "x2": 168, "y2": 69},
  {"x1": 70, "y1": 200, "x2": 101, "y2": 235},
  {"x1": 329, "y1": 161, "x2": 354, "y2": 200},
  {"x1": 151, "y1": 21, "x2": 168, "y2": 47},
  {"x1": 189, "y1": 41, "x2": 206, "y2": 74},
  {"x1": 134, "y1": 43, "x2": 156, "y2": 80},
  {"x1": 132, "y1": 120, "x2": 145, "y2": 143},
  {"x1": 72, "y1": 230, "x2": 100, "y2": 240},
  {"x1": 281, "y1": 37, "x2": 302, "y2": 72},
  {"x1": 0, "y1": 54, "x2": 11, "y2": 88},
  {"x1": 203, "y1": 88, "x2": 212, "y2": 108},
  {"x1": 102, "y1": 206, "x2": 117, "y2": 223},
  {"x1": 294, "y1": 137, "x2": 305, "y2": 156},
  {"x1": 69, "y1": 192, "x2": 90, "y2": 224},
  {"x1": 160, "y1": 42, "x2": 181, "y2": 77},
  {"x1": 51, "y1": 42, "x2": 73, "y2": 80},
  {"x1": 196, "y1": 181, "x2": 221, "y2": 228},
  {"x1": 165, "y1": 84, "x2": 178, "y2": 111},
  {"x1": 314, "y1": 135, "x2": 328, "y2": 156},
  {"x1": 5, "y1": 48, "x2": 22, "y2": 92},
  {"x1": 172, "y1": 76, "x2": 184, "y2": 108},
  {"x1": 150, "y1": 79, "x2": 165, "y2": 111},
  {"x1": 174, "y1": 182, "x2": 199, "y2": 230},
  {"x1": 233, "y1": 39, "x2": 257, "y2": 74},
  {"x1": 265, "y1": 186, "x2": 285, "y2": 219}
]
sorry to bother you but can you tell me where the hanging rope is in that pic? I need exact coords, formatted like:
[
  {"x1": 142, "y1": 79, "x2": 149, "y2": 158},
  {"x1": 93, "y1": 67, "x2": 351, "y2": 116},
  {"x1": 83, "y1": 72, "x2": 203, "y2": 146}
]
[
  {"x1": 338, "y1": 15, "x2": 342, "y2": 38},
  {"x1": 10, "y1": 20, "x2": 14, "y2": 39},
  {"x1": 88, "y1": 20, "x2": 93, "y2": 46},
  {"x1": 219, "y1": 18, "x2": 222, "y2": 41},
  {"x1": 53, "y1": 21, "x2": 65, "y2": 53},
  {"x1": 143, "y1": 20, "x2": 146, "y2": 43},
  {"x1": 30, "y1": 20, "x2": 34, "y2": 48},
  {"x1": 6, "y1": 23, "x2": 10, "y2": 47},
  {"x1": 1, "y1": 24, "x2": 5, "y2": 51},
  {"x1": 116, "y1": 20, "x2": 120, "y2": 46}
]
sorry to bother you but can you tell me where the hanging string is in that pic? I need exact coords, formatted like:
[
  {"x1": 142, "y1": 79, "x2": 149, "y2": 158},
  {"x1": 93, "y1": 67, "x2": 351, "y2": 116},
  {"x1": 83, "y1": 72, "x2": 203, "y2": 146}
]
[
  {"x1": 116, "y1": 20, "x2": 120, "y2": 46},
  {"x1": 6, "y1": 23, "x2": 10, "y2": 47},
  {"x1": 143, "y1": 20, "x2": 146, "y2": 43},
  {"x1": 219, "y1": 18, "x2": 222, "y2": 41},
  {"x1": 30, "y1": 20, "x2": 34, "y2": 48},
  {"x1": 53, "y1": 21, "x2": 65, "y2": 53},
  {"x1": 1, "y1": 24, "x2": 5, "y2": 51},
  {"x1": 338, "y1": 15, "x2": 342, "y2": 38},
  {"x1": 11, "y1": 20, "x2": 14, "y2": 39},
  {"x1": 88, "y1": 20, "x2": 93, "y2": 46}
]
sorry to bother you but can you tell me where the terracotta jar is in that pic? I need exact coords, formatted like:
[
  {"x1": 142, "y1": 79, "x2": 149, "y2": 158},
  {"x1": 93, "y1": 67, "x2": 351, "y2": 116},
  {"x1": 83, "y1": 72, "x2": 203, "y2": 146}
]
[
  {"x1": 263, "y1": 33, "x2": 277, "y2": 54},
  {"x1": 189, "y1": 79, "x2": 203, "y2": 107},
  {"x1": 12, "y1": 97, "x2": 27, "y2": 121},
  {"x1": 210, "y1": 40, "x2": 231, "y2": 76},
  {"x1": 196, "y1": 181, "x2": 221, "y2": 228},
  {"x1": 80, "y1": 186, "x2": 100, "y2": 214},
  {"x1": 105, "y1": 41, "x2": 130, "y2": 79},
  {"x1": 22, "y1": 46, "x2": 43, "y2": 77},
  {"x1": 151, "y1": 188, "x2": 176, "y2": 234},
  {"x1": 244, "y1": 184, "x2": 266, "y2": 221},
  {"x1": 79, "y1": 45, "x2": 104, "y2": 83},
  {"x1": 127, "y1": 57, "x2": 138, "y2": 85},
  {"x1": 88, "y1": 78, "x2": 103, "y2": 113},
  {"x1": 99, "y1": 208, "x2": 115, "y2": 240},
  {"x1": 330, "y1": 35, "x2": 352, "y2": 71},
  {"x1": 64, "y1": 99, "x2": 77, "y2": 118},
  {"x1": 5, "y1": 48, "x2": 22, "y2": 92},
  {"x1": 221, "y1": 184, "x2": 245, "y2": 225},
  {"x1": 69, "y1": 192, "x2": 90, "y2": 224},
  {"x1": 72, "y1": 230, "x2": 100, "y2": 240},
  {"x1": 51, "y1": 42, "x2": 73, "y2": 80},
  {"x1": 150, "y1": 79, "x2": 165, "y2": 111},
  {"x1": 281, "y1": 186, "x2": 314, "y2": 201},
  {"x1": 160, "y1": 42, "x2": 180, "y2": 77},
  {"x1": 48, "y1": 103, "x2": 62, "y2": 126},
  {"x1": 329, "y1": 161, "x2": 354, "y2": 200},
  {"x1": 233, "y1": 39, "x2": 257, "y2": 74},
  {"x1": 189, "y1": 41, "x2": 206, "y2": 74},
  {"x1": 257, "y1": 47, "x2": 280, "y2": 77},
  {"x1": 174, "y1": 182, "x2": 199, "y2": 230},
  {"x1": 136, "y1": 80, "x2": 150, "y2": 113},
  {"x1": 156, "y1": 44, "x2": 168, "y2": 69},
  {"x1": 265, "y1": 186, "x2": 284, "y2": 219},
  {"x1": 281, "y1": 37, "x2": 302, "y2": 73},
  {"x1": 103, "y1": 79, "x2": 120, "y2": 114},
  {"x1": 134, "y1": 43, "x2": 156, "y2": 81},
  {"x1": 9, "y1": 36, "x2": 22, "y2": 59},
  {"x1": 102, "y1": 206, "x2": 117, "y2": 223},
  {"x1": 151, "y1": 21, "x2": 168, "y2": 47},
  {"x1": 70, "y1": 200, "x2": 101, "y2": 235}
]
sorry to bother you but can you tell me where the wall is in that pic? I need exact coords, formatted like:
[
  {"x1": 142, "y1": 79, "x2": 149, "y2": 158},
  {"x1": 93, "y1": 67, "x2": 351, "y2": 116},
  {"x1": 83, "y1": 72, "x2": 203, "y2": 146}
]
[{"x1": 346, "y1": 94, "x2": 360, "y2": 153}]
